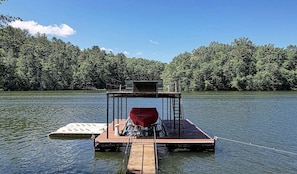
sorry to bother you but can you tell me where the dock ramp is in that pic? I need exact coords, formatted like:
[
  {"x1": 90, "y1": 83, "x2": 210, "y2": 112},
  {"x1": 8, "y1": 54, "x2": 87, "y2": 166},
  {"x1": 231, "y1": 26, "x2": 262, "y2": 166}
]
[{"x1": 127, "y1": 142, "x2": 156, "y2": 174}]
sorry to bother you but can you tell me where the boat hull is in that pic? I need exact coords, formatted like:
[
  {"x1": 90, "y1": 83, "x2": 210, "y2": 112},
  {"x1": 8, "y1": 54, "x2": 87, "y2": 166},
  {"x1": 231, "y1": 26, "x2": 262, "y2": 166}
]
[{"x1": 129, "y1": 107, "x2": 158, "y2": 127}]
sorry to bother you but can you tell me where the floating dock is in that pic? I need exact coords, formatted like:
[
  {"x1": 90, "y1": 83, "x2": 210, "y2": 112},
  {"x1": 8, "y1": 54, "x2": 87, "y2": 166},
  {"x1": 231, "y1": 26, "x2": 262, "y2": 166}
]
[
  {"x1": 94, "y1": 119, "x2": 214, "y2": 152},
  {"x1": 49, "y1": 123, "x2": 107, "y2": 138}
]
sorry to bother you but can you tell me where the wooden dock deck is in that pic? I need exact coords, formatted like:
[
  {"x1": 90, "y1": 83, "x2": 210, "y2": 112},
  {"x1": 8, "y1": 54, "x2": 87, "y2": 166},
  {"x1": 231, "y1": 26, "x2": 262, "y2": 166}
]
[
  {"x1": 127, "y1": 142, "x2": 156, "y2": 174},
  {"x1": 94, "y1": 119, "x2": 215, "y2": 152}
]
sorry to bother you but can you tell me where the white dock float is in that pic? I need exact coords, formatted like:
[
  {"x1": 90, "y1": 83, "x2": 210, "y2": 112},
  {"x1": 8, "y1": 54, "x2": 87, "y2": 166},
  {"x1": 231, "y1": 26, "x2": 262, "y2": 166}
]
[{"x1": 49, "y1": 123, "x2": 107, "y2": 139}]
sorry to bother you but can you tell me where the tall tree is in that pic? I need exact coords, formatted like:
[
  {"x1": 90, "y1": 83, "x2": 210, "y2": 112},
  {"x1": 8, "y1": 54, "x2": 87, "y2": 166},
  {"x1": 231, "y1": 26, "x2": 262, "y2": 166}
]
[
  {"x1": 16, "y1": 37, "x2": 42, "y2": 90},
  {"x1": 0, "y1": 0, "x2": 21, "y2": 28},
  {"x1": 229, "y1": 38, "x2": 256, "y2": 90}
]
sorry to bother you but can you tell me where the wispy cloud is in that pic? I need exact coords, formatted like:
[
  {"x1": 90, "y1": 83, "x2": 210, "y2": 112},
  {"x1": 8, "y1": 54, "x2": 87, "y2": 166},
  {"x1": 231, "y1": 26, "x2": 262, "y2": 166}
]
[
  {"x1": 123, "y1": 51, "x2": 130, "y2": 55},
  {"x1": 10, "y1": 20, "x2": 76, "y2": 37},
  {"x1": 101, "y1": 47, "x2": 113, "y2": 52},
  {"x1": 149, "y1": 39, "x2": 159, "y2": 45}
]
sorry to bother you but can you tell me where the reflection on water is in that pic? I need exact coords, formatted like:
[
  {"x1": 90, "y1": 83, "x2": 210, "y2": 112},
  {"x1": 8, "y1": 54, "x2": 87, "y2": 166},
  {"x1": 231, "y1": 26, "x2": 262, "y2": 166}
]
[
  {"x1": 94, "y1": 152, "x2": 123, "y2": 173},
  {"x1": 159, "y1": 151, "x2": 215, "y2": 173},
  {"x1": 1, "y1": 91, "x2": 297, "y2": 173}
]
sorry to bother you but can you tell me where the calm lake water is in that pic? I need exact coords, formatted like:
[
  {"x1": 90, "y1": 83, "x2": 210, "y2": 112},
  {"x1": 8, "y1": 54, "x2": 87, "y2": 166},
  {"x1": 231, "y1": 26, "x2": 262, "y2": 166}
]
[{"x1": 1, "y1": 91, "x2": 297, "y2": 173}]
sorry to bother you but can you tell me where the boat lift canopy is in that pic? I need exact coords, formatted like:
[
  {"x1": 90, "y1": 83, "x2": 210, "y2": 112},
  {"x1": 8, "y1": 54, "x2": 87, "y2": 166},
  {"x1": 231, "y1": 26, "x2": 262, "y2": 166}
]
[{"x1": 105, "y1": 80, "x2": 182, "y2": 138}]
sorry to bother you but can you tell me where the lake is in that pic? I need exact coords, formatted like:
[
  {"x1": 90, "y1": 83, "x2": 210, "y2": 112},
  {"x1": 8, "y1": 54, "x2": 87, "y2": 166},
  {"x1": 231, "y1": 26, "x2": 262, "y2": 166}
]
[{"x1": 0, "y1": 91, "x2": 297, "y2": 173}]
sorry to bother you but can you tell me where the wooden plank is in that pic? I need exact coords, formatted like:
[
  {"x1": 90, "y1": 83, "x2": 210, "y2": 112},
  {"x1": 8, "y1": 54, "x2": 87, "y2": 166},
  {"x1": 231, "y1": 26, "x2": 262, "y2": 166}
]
[
  {"x1": 95, "y1": 119, "x2": 214, "y2": 143},
  {"x1": 127, "y1": 144, "x2": 144, "y2": 173},
  {"x1": 142, "y1": 144, "x2": 156, "y2": 173},
  {"x1": 127, "y1": 143, "x2": 156, "y2": 174},
  {"x1": 94, "y1": 119, "x2": 215, "y2": 152}
]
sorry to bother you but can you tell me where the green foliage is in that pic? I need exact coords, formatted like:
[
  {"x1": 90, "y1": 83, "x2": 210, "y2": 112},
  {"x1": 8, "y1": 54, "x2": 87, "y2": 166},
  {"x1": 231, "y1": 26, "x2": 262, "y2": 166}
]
[
  {"x1": 0, "y1": 27, "x2": 165, "y2": 90},
  {"x1": 126, "y1": 57, "x2": 165, "y2": 80},
  {"x1": 1, "y1": 1, "x2": 297, "y2": 91},
  {"x1": 2, "y1": 26, "x2": 297, "y2": 91},
  {"x1": 162, "y1": 38, "x2": 297, "y2": 91}
]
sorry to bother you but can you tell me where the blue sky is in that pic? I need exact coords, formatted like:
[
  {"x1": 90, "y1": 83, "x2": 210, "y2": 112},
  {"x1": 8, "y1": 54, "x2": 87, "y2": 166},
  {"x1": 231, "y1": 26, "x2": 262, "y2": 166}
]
[{"x1": 2, "y1": 0, "x2": 297, "y2": 62}]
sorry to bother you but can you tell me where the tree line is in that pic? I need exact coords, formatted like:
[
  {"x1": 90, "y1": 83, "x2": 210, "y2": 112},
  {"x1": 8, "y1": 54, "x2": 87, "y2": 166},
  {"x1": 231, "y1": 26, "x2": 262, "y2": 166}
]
[
  {"x1": 2, "y1": 0, "x2": 297, "y2": 91},
  {"x1": 1, "y1": 27, "x2": 297, "y2": 91},
  {"x1": 162, "y1": 38, "x2": 297, "y2": 91},
  {"x1": 0, "y1": 27, "x2": 165, "y2": 90}
]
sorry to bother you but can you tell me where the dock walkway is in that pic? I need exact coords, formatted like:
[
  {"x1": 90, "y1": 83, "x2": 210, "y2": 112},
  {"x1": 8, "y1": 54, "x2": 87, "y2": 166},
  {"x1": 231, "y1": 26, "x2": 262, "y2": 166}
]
[{"x1": 127, "y1": 142, "x2": 156, "y2": 174}]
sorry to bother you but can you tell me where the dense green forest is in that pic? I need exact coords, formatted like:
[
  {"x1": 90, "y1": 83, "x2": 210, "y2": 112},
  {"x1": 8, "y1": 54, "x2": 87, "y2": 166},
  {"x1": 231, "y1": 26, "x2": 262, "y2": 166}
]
[
  {"x1": 1, "y1": 26, "x2": 297, "y2": 91},
  {"x1": 162, "y1": 39, "x2": 297, "y2": 91},
  {"x1": 1, "y1": 0, "x2": 297, "y2": 92},
  {"x1": 0, "y1": 26, "x2": 165, "y2": 90}
]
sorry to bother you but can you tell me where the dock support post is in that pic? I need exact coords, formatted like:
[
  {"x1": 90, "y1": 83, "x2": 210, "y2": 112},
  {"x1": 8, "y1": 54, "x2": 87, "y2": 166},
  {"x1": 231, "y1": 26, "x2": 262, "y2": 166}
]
[
  {"x1": 125, "y1": 97, "x2": 128, "y2": 119},
  {"x1": 162, "y1": 98, "x2": 164, "y2": 120},
  {"x1": 117, "y1": 97, "x2": 120, "y2": 121},
  {"x1": 112, "y1": 95, "x2": 115, "y2": 130},
  {"x1": 169, "y1": 98, "x2": 171, "y2": 127},
  {"x1": 106, "y1": 93, "x2": 109, "y2": 139},
  {"x1": 178, "y1": 94, "x2": 181, "y2": 137},
  {"x1": 120, "y1": 98, "x2": 123, "y2": 119}
]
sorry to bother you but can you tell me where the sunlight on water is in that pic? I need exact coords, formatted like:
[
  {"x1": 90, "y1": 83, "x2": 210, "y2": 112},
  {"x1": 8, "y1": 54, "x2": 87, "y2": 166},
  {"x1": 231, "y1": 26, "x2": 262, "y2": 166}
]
[{"x1": 0, "y1": 91, "x2": 297, "y2": 173}]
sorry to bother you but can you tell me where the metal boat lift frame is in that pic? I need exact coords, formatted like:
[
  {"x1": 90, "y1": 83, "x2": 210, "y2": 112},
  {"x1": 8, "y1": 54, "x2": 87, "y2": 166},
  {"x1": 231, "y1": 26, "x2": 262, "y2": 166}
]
[{"x1": 105, "y1": 89, "x2": 182, "y2": 139}]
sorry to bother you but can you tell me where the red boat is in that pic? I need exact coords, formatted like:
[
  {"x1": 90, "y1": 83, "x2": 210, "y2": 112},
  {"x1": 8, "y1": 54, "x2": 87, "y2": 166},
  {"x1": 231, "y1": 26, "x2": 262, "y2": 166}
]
[{"x1": 129, "y1": 108, "x2": 158, "y2": 127}]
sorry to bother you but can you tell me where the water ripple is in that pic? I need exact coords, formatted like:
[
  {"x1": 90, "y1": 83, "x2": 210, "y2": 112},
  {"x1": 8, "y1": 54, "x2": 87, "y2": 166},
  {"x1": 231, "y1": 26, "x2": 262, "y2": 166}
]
[{"x1": 1, "y1": 91, "x2": 297, "y2": 173}]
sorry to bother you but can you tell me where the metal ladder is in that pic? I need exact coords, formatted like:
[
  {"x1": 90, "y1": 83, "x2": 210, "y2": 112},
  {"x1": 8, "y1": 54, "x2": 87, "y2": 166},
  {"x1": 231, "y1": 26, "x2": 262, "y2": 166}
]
[{"x1": 172, "y1": 97, "x2": 184, "y2": 131}]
